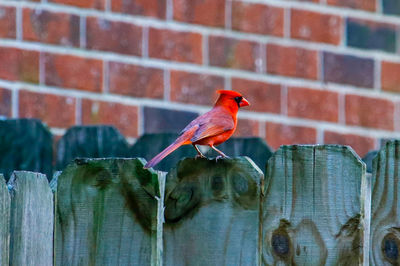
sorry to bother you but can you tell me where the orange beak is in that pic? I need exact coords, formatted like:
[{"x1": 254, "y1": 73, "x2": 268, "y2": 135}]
[{"x1": 239, "y1": 97, "x2": 250, "y2": 107}]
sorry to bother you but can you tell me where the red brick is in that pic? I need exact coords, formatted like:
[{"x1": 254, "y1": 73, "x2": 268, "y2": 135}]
[
  {"x1": 0, "y1": 6, "x2": 16, "y2": 38},
  {"x1": 324, "y1": 131, "x2": 375, "y2": 157},
  {"x1": 148, "y1": 28, "x2": 202, "y2": 64},
  {"x1": 112, "y1": 0, "x2": 166, "y2": 19},
  {"x1": 49, "y1": 0, "x2": 105, "y2": 10},
  {"x1": 266, "y1": 122, "x2": 317, "y2": 149},
  {"x1": 23, "y1": 9, "x2": 79, "y2": 47},
  {"x1": 232, "y1": 2, "x2": 284, "y2": 36},
  {"x1": 44, "y1": 53, "x2": 103, "y2": 92},
  {"x1": 288, "y1": 87, "x2": 339, "y2": 122},
  {"x1": 234, "y1": 119, "x2": 259, "y2": 137},
  {"x1": 0, "y1": 88, "x2": 11, "y2": 117},
  {"x1": 327, "y1": 0, "x2": 376, "y2": 11},
  {"x1": 382, "y1": 61, "x2": 400, "y2": 93},
  {"x1": 267, "y1": 44, "x2": 318, "y2": 80},
  {"x1": 0, "y1": 48, "x2": 39, "y2": 83},
  {"x1": 291, "y1": 9, "x2": 342, "y2": 45},
  {"x1": 345, "y1": 94, "x2": 394, "y2": 130},
  {"x1": 19, "y1": 90, "x2": 76, "y2": 128},
  {"x1": 86, "y1": 17, "x2": 142, "y2": 55},
  {"x1": 231, "y1": 78, "x2": 281, "y2": 113},
  {"x1": 109, "y1": 62, "x2": 163, "y2": 99},
  {"x1": 170, "y1": 71, "x2": 224, "y2": 106},
  {"x1": 209, "y1": 36, "x2": 261, "y2": 72},
  {"x1": 174, "y1": 0, "x2": 225, "y2": 27},
  {"x1": 81, "y1": 99, "x2": 139, "y2": 137}
]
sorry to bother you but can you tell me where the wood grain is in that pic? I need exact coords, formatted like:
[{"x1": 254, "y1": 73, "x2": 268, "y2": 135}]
[
  {"x1": 370, "y1": 140, "x2": 400, "y2": 265},
  {"x1": 8, "y1": 171, "x2": 53, "y2": 266},
  {"x1": 163, "y1": 157, "x2": 263, "y2": 266},
  {"x1": 0, "y1": 174, "x2": 10, "y2": 266},
  {"x1": 262, "y1": 145, "x2": 366, "y2": 265},
  {"x1": 55, "y1": 158, "x2": 161, "y2": 266}
]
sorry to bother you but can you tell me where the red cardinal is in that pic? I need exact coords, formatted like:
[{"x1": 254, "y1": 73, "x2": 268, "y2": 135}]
[{"x1": 144, "y1": 90, "x2": 250, "y2": 169}]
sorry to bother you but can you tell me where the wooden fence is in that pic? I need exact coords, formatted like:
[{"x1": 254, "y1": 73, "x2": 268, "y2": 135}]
[{"x1": 0, "y1": 119, "x2": 399, "y2": 265}]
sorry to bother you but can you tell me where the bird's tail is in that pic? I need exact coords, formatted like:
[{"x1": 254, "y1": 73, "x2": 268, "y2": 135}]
[{"x1": 144, "y1": 135, "x2": 189, "y2": 169}]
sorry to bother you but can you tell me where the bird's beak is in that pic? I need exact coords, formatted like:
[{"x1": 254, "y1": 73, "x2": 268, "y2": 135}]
[{"x1": 240, "y1": 97, "x2": 250, "y2": 107}]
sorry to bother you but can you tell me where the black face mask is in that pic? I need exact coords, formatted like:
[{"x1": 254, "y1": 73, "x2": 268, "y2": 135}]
[{"x1": 234, "y1": 96, "x2": 243, "y2": 108}]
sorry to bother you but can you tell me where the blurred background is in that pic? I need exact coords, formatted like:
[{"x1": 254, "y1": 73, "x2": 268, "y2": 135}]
[{"x1": 0, "y1": 0, "x2": 399, "y2": 158}]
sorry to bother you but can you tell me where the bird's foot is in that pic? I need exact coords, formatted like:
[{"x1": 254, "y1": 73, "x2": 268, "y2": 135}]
[
  {"x1": 215, "y1": 155, "x2": 230, "y2": 161},
  {"x1": 195, "y1": 154, "x2": 206, "y2": 159}
]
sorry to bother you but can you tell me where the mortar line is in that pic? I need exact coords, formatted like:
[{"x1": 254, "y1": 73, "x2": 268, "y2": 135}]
[
  {"x1": 75, "y1": 97, "x2": 82, "y2": 125},
  {"x1": 11, "y1": 88, "x2": 19, "y2": 118},
  {"x1": 80, "y1": 16, "x2": 86, "y2": 49},
  {"x1": 224, "y1": 76, "x2": 232, "y2": 90},
  {"x1": 16, "y1": 6, "x2": 22, "y2": 41},
  {"x1": 284, "y1": 7, "x2": 291, "y2": 39},
  {"x1": 163, "y1": 69, "x2": 170, "y2": 101},
  {"x1": 166, "y1": 0, "x2": 173, "y2": 21},
  {"x1": 281, "y1": 85, "x2": 288, "y2": 116},
  {"x1": 374, "y1": 59, "x2": 381, "y2": 91},
  {"x1": 142, "y1": 26, "x2": 149, "y2": 58},
  {"x1": 339, "y1": 93, "x2": 346, "y2": 125},
  {"x1": 316, "y1": 128, "x2": 324, "y2": 144},
  {"x1": 225, "y1": 0, "x2": 232, "y2": 30},
  {"x1": 202, "y1": 34, "x2": 209, "y2": 66},
  {"x1": 102, "y1": 60, "x2": 109, "y2": 93}
]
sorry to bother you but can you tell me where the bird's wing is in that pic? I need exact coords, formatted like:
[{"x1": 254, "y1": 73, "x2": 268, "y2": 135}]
[{"x1": 189, "y1": 109, "x2": 234, "y2": 143}]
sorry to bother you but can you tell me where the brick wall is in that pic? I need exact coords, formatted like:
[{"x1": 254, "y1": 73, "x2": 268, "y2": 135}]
[{"x1": 0, "y1": 0, "x2": 399, "y2": 158}]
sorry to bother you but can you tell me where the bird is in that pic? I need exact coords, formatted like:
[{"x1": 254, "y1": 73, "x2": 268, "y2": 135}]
[{"x1": 144, "y1": 90, "x2": 250, "y2": 169}]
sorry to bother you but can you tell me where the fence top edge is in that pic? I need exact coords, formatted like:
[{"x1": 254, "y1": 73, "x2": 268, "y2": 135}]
[{"x1": 270, "y1": 144, "x2": 365, "y2": 166}]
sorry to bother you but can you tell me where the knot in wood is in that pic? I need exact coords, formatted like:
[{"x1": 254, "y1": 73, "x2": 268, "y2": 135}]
[
  {"x1": 382, "y1": 233, "x2": 400, "y2": 263},
  {"x1": 272, "y1": 233, "x2": 290, "y2": 257}
]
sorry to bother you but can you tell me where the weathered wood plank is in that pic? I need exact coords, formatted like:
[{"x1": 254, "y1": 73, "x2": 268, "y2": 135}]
[
  {"x1": 55, "y1": 158, "x2": 161, "y2": 266},
  {"x1": 163, "y1": 157, "x2": 263, "y2": 266},
  {"x1": 370, "y1": 140, "x2": 400, "y2": 265},
  {"x1": 0, "y1": 174, "x2": 10, "y2": 266},
  {"x1": 262, "y1": 145, "x2": 366, "y2": 265},
  {"x1": 56, "y1": 125, "x2": 129, "y2": 170},
  {"x1": 0, "y1": 119, "x2": 53, "y2": 180},
  {"x1": 8, "y1": 171, "x2": 54, "y2": 266}
]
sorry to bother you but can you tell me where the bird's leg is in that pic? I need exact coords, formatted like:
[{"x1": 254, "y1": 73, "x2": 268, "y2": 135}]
[
  {"x1": 210, "y1": 145, "x2": 230, "y2": 160},
  {"x1": 193, "y1": 144, "x2": 206, "y2": 158}
]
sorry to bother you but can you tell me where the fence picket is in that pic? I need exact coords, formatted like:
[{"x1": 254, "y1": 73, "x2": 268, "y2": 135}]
[
  {"x1": 262, "y1": 145, "x2": 366, "y2": 265},
  {"x1": 0, "y1": 175, "x2": 10, "y2": 266},
  {"x1": 370, "y1": 140, "x2": 400, "y2": 265},
  {"x1": 163, "y1": 157, "x2": 263, "y2": 266},
  {"x1": 55, "y1": 158, "x2": 162, "y2": 266},
  {"x1": 8, "y1": 171, "x2": 53, "y2": 266}
]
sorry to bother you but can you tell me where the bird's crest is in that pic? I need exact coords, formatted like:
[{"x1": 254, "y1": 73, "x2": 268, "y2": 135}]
[{"x1": 217, "y1": 90, "x2": 243, "y2": 97}]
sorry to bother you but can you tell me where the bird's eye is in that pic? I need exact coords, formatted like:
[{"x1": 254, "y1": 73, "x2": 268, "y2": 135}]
[{"x1": 234, "y1": 96, "x2": 242, "y2": 104}]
